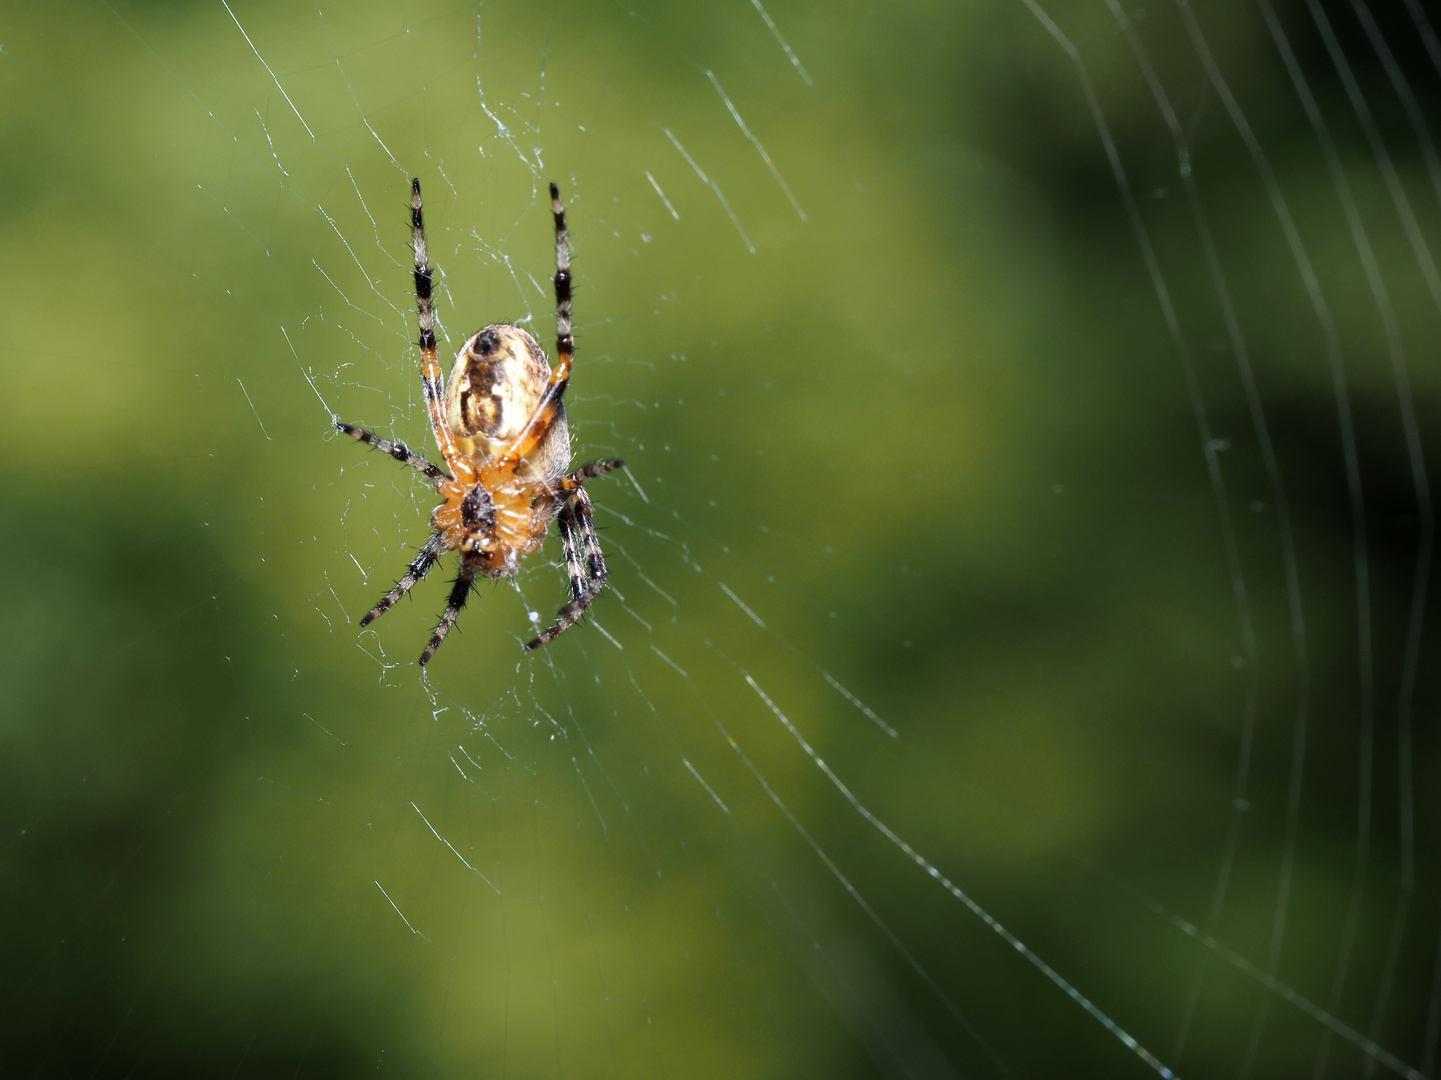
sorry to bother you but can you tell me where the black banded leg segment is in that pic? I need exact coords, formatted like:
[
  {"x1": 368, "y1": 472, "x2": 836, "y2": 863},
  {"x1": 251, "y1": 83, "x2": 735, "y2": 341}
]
[
  {"x1": 572, "y1": 488, "x2": 607, "y2": 584},
  {"x1": 556, "y1": 501, "x2": 587, "y2": 603},
  {"x1": 412, "y1": 178, "x2": 436, "y2": 360},
  {"x1": 559, "y1": 458, "x2": 623, "y2": 491},
  {"x1": 550, "y1": 182, "x2": 573, "y2": 374},
  {"x1": 336, "y1": 421, "x2": 450, "y2": 482},
  {"x1": 525, "y1": 488, "x2": 608, "y2": 650},
  {"x1": 360, "y1": 533, "x2": 445, "y2": 627},
  {"x1": 410, "y1": 178, "x2": 462, "y2": 470},
  {"x1": 493, "y1": 184, "x2": 577, "y2": 472},
  {"x1": 420, "y1": 561, "x2": 475, "y2": 665}
]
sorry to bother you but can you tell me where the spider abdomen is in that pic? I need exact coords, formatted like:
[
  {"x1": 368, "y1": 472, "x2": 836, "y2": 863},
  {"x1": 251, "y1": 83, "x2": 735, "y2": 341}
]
[
  {"x1": 446, "y1": 325, "x2": 548, "y2": 448},
  {"x1": 445, "y1": 324, "x2": 571, "y2": 484}
]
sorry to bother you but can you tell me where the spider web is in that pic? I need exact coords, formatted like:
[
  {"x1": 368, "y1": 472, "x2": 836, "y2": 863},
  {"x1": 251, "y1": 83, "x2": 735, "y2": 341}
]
[{"x1": 2, "y1": 0, "x2": 1440, "y2": 1076}]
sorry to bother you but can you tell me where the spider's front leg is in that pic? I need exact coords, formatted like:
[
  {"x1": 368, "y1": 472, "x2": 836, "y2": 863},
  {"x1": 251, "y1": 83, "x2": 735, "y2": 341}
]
[
  {"x1": 336, "y1": 420, "x2": 451, "y2": 483},
  {"x1": 559, "y1": 458, "x2": 624, "y2": 490}
]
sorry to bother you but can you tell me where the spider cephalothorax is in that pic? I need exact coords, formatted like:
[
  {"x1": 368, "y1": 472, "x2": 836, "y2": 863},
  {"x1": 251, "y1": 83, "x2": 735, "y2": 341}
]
[{"x1": 336, "y1": 180, "x2": 621, "y2": 663}]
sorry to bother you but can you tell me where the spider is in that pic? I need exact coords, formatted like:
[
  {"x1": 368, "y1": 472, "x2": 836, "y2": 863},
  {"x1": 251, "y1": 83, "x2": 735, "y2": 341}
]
[{"x1": 336, "y1": 179, "x2": 621, "y2": 663}]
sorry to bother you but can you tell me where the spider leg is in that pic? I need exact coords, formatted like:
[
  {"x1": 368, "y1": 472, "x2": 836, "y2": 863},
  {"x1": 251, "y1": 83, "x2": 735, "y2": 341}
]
[
  {"x1": 525, "y1": 488, "x2": 608, "y2": 650},
  {"x1": 558, "y1": 458, "x2": 623, "y2": 491},
  {"x1": 336, "y1": 421, "x2": 451, "y2": 482},
  {"x1": 572, "y1": 487, "x2": 608, "y2": 583},
  {"x1": 360, "y1": 533, "x2": 445, "y2": 627},
  {"x1": 550, "y1": 181, "x2": 574, "y2": 377},
  {"x1": 409, "y1": 179, "x2": 466, "y2": 479},
  {"x1": 420, "y1": 559, "x2": 476, "y2": 665},
  {"x1": 495, "y1": 182, "x2": 575, "y2": 471},
  {"x1": 556, "y1": 500, "x2": 588, "y2": 603}
]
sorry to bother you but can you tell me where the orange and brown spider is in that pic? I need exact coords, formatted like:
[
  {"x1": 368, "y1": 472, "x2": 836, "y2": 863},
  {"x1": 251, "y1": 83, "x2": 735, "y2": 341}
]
[{"x1": 337, "y1": 179, "x2": 621, "y2": 663}]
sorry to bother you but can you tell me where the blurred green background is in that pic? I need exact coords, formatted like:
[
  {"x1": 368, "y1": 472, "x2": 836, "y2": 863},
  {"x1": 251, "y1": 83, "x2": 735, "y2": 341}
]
[{"x1": 3, "y1": 0, "x2": 1440, "y2": 1076}]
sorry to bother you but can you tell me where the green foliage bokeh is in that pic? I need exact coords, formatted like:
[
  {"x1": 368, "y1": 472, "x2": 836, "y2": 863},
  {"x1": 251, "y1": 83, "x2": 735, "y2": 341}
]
[{"x1": 2, "y1": 0, "x2": 1439, "y2": 1076}]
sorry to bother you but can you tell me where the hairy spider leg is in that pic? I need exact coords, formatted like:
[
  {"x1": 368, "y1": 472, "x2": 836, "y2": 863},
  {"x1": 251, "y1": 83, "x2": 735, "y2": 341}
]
[
  {"x1": 559, "y1": 459, "x2": 623, "y2": 491},
  {"x1": 574, "y1": 487, "x2": 608, "y2": 583},
  {"x1": 360, "y1": 533, "x2": 445, "y2": 627},
  {"x1": 555, "y1": 500, "x2": 588, "y2": 603},
  {"x1": 420, "y1": 559, "x2": 476, "y2": 665},
  {"x1": 525, "y1": 488, "x2": 609, "y2": 649},
  {"x1": 494, "y1": 182, "x2": 574, "y2": 473},
  {"x1": 335, "y1": 421, "x2": 450, "y2": 483},
  {"x1": 411, "y1": 179, "x2": 471, "y2": 483},
  {"x1": 550, "y1": 180, "x2": 574, "y2": 376}
]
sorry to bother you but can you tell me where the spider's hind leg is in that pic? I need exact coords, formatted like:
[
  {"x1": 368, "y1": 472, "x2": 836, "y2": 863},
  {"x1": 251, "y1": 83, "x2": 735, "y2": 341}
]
[
  {"x1": 555, "y1": 500, "x2": 587, "y2": 603},
  {"x1": 420, "y1": 560, "x2": 476, "y2": 665},
  {"x1": 360, "y1": 533, "x2": 445, "y2": 628},
  {"x1": 572, "y1": 487, "x2": 607, "y2": 585},
  {"x1": 525, "y1": 488, "x2": 608, "y2": 650}
]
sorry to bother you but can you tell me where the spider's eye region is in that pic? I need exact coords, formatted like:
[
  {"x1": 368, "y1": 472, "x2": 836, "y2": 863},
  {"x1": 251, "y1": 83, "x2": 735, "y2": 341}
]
[{"x1": 461, "y1": 484, "x2": 496, "y2": 530}]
